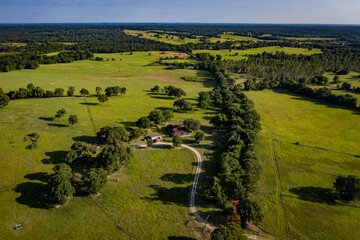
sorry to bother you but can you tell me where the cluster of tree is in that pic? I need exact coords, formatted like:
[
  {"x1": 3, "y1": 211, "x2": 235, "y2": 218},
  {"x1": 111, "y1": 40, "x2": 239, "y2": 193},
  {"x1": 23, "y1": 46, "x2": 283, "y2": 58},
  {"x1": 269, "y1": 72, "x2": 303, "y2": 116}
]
[
  {"x1": 333, "y1": 175, "x2": 360, "y2": 201},
  {"x1": 53, "y1": 108, "x2": 78, "y2": 126},
  {"x1": 338, "y1": 82, "x2": 360, "y2": 93},
  {"x1": 150, "y1": 85, "x2": 186, "y2": 99},
  {"x1": 281, "y1": 82, "x2": 357, "y2": 108},
  {"x1": 105, "y1": 86, "x2": 127, "y2": 96},
  {"x1": 136, "y1": 109, "x2": 174, "y2": 128},
  {"x1": 0, "y1": 50, "x2": 93, "y2": 72}
]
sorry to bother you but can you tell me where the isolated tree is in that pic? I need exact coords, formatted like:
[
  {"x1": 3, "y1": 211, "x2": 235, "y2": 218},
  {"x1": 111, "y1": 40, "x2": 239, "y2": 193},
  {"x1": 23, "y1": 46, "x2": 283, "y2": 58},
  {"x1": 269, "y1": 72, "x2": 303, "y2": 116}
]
[
  {"x1": 211, "y1": 223, "x2": 247, "y2": 240},
  {"x1": 97, "y1": 126, "x2": 129, "y2": 145},
  {"x1": 27, "y1": 83, "x2": 35, "y2": 90},
  {"x1": 82, "y1": 168, "x2": 107, "y2": 194},
  {"x1": 148, "y1": 110, "x2": 164, "y2": 125},
  {"x1": 237, "y1": 198, "x2": 263, "y2": 228},
  {"x1": 162, "y1": 109, "x2": 174, "y2": 122},
  {"x1": 172, "y1": 135, "x2": 182, "y2": 148},
  {"x1": 146, "y1": 139, "x2": 154, "y2": 148},
  {"x1": 51, "y1": 164, "x2": 75, "y2": 204},
  {"x1": 95, "y1": 86, "x2": 102, "y2": 96},
  {"x1": 151, "y1": 85, "x2": 160, "y2": 93},
  {"x1": 244, "y1": 79, "x2": 255, "y2": 91},
  {"x1": 68, "y1": 115, "x2": 78, "y2": 126},
  {"x1": 333, "y1": 175, "x2": 360, "y2": 201},
  {"x1": 168, "y1": 87, "x2": 186, "y2": 98},
  {"x1": 173, "y1": 99, "x2": 193, "y2": 111},
  {"x1": 184, "y1": 119, "x2": 201, "y2": 131},
  {"x1": 98, "y1": 94, "x2": 109, "y2": 104},
  {"x1": 194, "y1": 131, "x2": 205, "y2": 144},
  {"x1": 67, "y1": 86, "x2": 75, "y2": 96},
  {"x1": 80, "y1": 88, "x2": 89, "y2": 96},
  {"x1": 54, "y1": 88, "x2": 65, "y2": 97},
  {"x1": 136, "y1": 117, "x2": 151, "y2": 129},
  {"x1": 55, "y1": 108, "x2": 66, "y2": 120},
  {"x1": 333, "y1": 76, "x2": 340, "y2": 83}
]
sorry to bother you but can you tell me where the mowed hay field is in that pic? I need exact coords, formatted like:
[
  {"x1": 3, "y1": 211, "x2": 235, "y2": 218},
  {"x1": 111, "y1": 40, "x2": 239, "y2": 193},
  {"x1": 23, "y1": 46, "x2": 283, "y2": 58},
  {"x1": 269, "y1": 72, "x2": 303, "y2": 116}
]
[
  {"x1": 246, "y1": 89, "x2": 360, "y2": 240},
  {"x1": 193, "y1": 46, "x2": 322, "y2": 61},
  {"x1": 0, "y1": 52, "x2": 219, "y2": 239}
]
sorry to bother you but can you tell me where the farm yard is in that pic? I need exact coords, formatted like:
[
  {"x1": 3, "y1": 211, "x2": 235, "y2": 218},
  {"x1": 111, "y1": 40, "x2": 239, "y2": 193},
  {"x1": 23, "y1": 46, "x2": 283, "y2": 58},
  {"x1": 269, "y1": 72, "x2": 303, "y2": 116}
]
[
  {"x1": 247, "y1": 89, "x2": 360, "y2": 240},
  {"x1": 0, "y1": 51, "x2": 222, "y2": 239}
]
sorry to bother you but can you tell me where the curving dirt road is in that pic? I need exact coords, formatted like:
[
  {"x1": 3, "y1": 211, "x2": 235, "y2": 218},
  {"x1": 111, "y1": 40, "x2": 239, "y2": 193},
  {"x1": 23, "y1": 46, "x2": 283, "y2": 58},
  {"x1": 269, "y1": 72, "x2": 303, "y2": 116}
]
[{"x1": 152, "y1": 142, "x2": 216, "y2": 229}]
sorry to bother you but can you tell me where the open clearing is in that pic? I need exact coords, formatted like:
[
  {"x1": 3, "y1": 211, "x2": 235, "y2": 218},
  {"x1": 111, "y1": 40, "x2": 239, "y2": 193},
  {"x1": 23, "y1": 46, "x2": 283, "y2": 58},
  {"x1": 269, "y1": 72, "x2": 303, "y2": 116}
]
[
  {"x1": 193, "y1": 46, "x2": 322, "y2": 61},
  {"x1": 246, "y1": 89, "x2": 360, "y2": 240},
  {"x1": 0, "y1": 51, "x2": 221, "y2": 239},
  {"x1": 124, "y1": 30, "x2": 202, "y2": 45}
]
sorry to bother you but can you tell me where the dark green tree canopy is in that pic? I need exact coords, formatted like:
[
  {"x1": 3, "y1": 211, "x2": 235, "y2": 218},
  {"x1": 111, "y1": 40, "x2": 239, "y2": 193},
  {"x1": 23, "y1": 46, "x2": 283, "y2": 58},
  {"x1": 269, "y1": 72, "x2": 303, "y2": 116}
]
[
  {"x1": 97, "y1": 126, "x2": 130, "y2": 145},
  {"x1": 99, "y1": 145, "x2": 134, "y2": 173},
  {"x1": 80, "y1": 88, "x2": 89, "y2": 96},
  {"x1": 173, "y1": 99, "x2": 193, "y2": 111},
  {"x1": 136, "y1": 116, "x2": 151, "y2": 129},
  {"x1": 147, "y1": 110, "x2": 164, "y2": 125},
  {"x1": 98, "y1": 94, "x2": 109, "y2": 104},
  {"x1": 50, "y1": 164, "x2": 75, "y2": 204},
  {"x1": 68, "y1": 115, "x2": 78, "y2": 126},
  {"x1": 194, "y1": 130, "x2": 205, "y2": 144},
  {"x1": 333, "y1": 175, "x2": 360, "y2": 201},
  {"x1": 184, "y1": 118, "x2": 201, "y2": 131},
  {"x1": 82, "y1": 168, "x2": 107, "y2": 194},
  {"x1": 172, "y1": 135, "x2": 182, "y2": 147},
  {"x1": 211, "y1": 223, "x2": 247, "y2": 240}
]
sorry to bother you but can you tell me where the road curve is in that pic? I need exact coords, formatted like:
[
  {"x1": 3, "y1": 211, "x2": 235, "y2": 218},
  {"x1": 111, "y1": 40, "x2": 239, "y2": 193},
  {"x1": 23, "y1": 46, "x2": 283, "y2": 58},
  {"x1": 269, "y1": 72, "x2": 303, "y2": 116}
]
[{"x1": 152, "y1": 142, "x2": 216, "y2": 229}]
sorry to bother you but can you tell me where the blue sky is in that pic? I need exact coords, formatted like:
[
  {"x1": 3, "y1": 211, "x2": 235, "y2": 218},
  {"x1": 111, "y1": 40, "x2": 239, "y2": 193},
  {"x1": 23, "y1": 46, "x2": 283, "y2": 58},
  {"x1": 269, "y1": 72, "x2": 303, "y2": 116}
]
[{"x1": 0, "y1": 0, "x2": 359, "y2": 24}]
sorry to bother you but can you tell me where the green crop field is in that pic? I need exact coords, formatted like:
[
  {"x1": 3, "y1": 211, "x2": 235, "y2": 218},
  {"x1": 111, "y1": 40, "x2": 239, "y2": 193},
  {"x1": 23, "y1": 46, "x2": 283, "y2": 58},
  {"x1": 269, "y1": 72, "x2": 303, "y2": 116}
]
[
  {"x1": 246, "y1": 89, "x2": 360, "y2": 240},
  {"x1": 207, "y1": 32, "x2": 259, "y2": 43},
  {"x1": 193, "y1": 46, "x2": 322, "y2": 61},
  {"x1": 0, "y1": 51, "x2": 222, "y2": 239}
]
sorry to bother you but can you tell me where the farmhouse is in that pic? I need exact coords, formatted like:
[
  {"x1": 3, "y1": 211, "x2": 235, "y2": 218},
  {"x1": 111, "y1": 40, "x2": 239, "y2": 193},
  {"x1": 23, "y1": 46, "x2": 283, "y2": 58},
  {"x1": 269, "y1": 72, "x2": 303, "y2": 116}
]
[
  {"x1": 167, "y1": 124, "x2": 192, "y2": 137},
  {"x1": 144, "y1": 134, "x2": 162, "y2": 142}
]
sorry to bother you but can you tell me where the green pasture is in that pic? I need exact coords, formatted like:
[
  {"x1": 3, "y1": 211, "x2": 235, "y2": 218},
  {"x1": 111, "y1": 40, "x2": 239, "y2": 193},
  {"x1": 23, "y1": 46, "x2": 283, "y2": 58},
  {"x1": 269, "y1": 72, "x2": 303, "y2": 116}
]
[
  {"x1": 193, "y1": 46, "x2": 322, "y2": 61},
  {"x1": 0, "y1": 52, "x2": 221, "y2": 239},
  {"x1": 208, "y1": 32, "x2": 259, "y2": 43},
  {"x1": 246, "y1": 89, "x2": 360, "y2": 240},
  {"x1": 311, "y1": 72, "x2": 360, "y2": 106},
  {"x1": 124, "y1": 30, "x2": 202, "y2": 45},
  {"x1": 285, "y1": 37, "x2": 336, "y2": 41}
]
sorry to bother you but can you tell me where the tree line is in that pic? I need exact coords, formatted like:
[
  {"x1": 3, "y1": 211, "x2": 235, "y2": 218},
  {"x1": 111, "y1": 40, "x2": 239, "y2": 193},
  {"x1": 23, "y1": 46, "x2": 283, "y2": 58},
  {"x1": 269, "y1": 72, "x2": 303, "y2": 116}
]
[{"x1": 0, "y1": 50, "x2": 93, "y2": 72}]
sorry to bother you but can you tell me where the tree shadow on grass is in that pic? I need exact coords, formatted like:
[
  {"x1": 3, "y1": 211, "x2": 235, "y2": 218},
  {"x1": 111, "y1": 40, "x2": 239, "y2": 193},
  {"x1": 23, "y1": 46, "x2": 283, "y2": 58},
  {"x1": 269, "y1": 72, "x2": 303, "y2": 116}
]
[
  {"x1": 13, "y1": 182, "x2": 53, "y2": 209},
  {"x1": 72, "y1": 135, "x2": 97, "y2": 144},
  {"x1": 39, "y1": 117, "x2": 54, "y2": 121},
  {"x1": 79, "y1": 102, "x2": 99, "y2": 106},
  {"x1": 148, "y1": 95, "x2": 173, "y2": 100},
  {"x1": 141, "y1": 185, "x2": 189, "y2": 206},
  {"x1": 41, "y1": 151, "x2": 68, "y2": 165},
  {"x1": 289, "y1": 187, "x2": 336, "y2": 205},
  {"x1": 160, "y1": 173, "x2": 193, "y2": 184},
  {"x1": 24, "y1": 172, "x2": 52, "y2": 183},
  {"x1": 48, "y1": 123, "x2": 69, "y2": 128}
]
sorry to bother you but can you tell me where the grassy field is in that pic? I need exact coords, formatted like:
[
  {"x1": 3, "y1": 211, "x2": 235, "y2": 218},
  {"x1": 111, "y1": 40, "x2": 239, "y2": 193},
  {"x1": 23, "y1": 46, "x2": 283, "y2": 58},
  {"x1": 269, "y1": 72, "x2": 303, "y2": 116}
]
[
  {"x1": 207, "y1": 32, "x2": 259, "y2": 43},
  {"x1": 0, "y1": 52, "x2": 221, "y2": 239},
  {"x1": 285, "y1": 37, "x2": 336, "y2": 41},
  {"x1": 310, "y1": 72, "x2": 360, "y2": 107},
  {"x1": 246, "y1": 89, "x2": 360, "y2": 240},
  {"x1": 193, "y1": 46, "x2": 322, "y2": 61},
  {"x1": 124, "y1": 30, "x2": 202, "y2": 45}
]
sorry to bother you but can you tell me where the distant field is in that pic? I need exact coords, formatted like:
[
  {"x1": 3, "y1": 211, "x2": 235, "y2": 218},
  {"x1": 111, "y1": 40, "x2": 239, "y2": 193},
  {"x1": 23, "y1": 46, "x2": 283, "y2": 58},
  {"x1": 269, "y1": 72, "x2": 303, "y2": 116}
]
[
  {"x1": 1, "y1": 42, "x2": 27, "y2": 47},
  {"x1": 0, "y1": 51, "x2": 220, "y2": 239},
  {"x1": 311, "y1": 72, "x2": 360, "y2": 107},
  {"x1": 124, "y1": 30, "x2": 202, "y2": 45},
  {"x1": 285, "y1": 37, "x2": 336, "y2": 41},
  {"x1": 246, "y1": 89, "x2": 360, "y2": 240},
  {"x1": 207, "y1": 32, "x2": 259, "y2": 43},
  {"x1": 193, "y1": 46, "x2": 322, "y2": 61}
]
